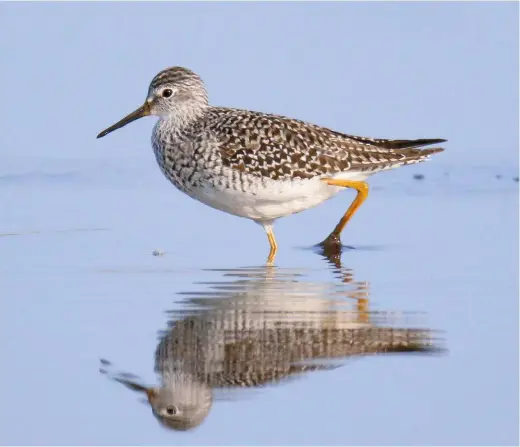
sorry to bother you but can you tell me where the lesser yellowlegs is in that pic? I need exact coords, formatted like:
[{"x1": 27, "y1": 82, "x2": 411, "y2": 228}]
[{"x1": 97, "y1": 67, "x2": 445, "y2": 263}]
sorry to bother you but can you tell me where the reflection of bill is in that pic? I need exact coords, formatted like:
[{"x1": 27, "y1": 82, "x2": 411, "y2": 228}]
[{"x1": 101, "y1": 267, "x2": 442, "y2": 431}]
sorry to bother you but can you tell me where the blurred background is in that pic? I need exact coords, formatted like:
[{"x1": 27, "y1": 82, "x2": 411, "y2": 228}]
[{"x1": 0, "y1": 2, "x2": 518, "y2": 445}]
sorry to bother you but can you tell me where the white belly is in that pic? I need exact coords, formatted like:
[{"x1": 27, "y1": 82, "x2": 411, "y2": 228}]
[{"x1": 188, "y1": 171, "x2": 370, "y2": 223}]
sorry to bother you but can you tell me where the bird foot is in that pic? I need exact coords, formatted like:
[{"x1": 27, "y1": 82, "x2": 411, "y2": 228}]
[
  {"x1": 315, "y1": 233, "x2": 343, "y2": 267},
  {"x1": 317, "y1": 233, "x2": 342, "y2": 251}
]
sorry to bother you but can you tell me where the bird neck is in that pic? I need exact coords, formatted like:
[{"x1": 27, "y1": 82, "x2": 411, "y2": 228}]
[{"x1": 159, "y1": 101, "x2": 209, "y2": 134}]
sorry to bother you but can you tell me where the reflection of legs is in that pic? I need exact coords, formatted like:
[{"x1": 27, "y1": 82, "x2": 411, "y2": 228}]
[
  {"x1": 320, "y1": 178, "x2": 369, "y2": 246},
  {"x1": 322, "y1": 245, "x2": 370, "y2": 324},
  {"x1": 356, "y1": 297, "x2": 369, "y2": 324},
  {"x1": 339, "y1": 268, "x2": 370, "y2": 324},
  {"x1": 350, "y1": 281, "x2": 370, "y2": 324},
  {"x1": 263, "y1": 224, "x2": 278, "y2": 265}
]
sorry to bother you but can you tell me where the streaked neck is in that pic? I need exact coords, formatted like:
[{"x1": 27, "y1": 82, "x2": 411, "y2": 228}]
[{"x1": 159, "y1": 101, "x2": 209, "y2": 134}]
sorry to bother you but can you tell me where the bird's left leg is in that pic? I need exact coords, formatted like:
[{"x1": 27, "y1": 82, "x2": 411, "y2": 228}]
[
  {"x1": 319, "y1": 179, "x2": 369, "y2": 247},
  {"x1": 263, "y1": 223, "x2": 278, "y2": 265}
]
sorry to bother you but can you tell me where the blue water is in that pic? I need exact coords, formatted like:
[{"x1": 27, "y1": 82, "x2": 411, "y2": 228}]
[{"x1": 1, "y1": 157, "x2": 518, "y2": 445}]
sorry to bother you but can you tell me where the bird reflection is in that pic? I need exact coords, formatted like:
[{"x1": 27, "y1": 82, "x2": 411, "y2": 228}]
[{"x1": 101, "y1": 256, "x2": 441, "y2": 431}]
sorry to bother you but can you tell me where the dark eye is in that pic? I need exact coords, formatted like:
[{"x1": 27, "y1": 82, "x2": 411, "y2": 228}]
[
  {"x1": 162, "y1": 89, "x2": 173, "y2": 98},
  {"x1": 166, "y1": 406, "x2": 177, "y2": 415}
]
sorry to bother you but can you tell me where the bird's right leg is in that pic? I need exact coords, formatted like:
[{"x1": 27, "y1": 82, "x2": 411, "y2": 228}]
[{"x1": 319, "y1": 178, "x2": 369, "y2": 248}]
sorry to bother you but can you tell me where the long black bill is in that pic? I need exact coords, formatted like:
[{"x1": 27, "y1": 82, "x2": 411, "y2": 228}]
[{"x1": 96, "y1": 103, "x2": 150, "y2": 139}]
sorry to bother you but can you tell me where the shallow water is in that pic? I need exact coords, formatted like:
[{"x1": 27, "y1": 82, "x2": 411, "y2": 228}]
[
  {"x1": 1, "y1": 1, "x2": 518, "y2": 444},
  {"x1": 1, "y1": 157, "x2": 518, "y2": 445}
]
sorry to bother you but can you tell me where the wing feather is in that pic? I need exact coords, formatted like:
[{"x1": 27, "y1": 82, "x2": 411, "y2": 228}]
[{"x1": 205, "y1": 108, "x2": 445, "y2": 180}]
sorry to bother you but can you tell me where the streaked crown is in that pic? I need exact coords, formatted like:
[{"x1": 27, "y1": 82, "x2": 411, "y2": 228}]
[{"x1": 150, "y1": 66, "x2": 202, "y2": 89}]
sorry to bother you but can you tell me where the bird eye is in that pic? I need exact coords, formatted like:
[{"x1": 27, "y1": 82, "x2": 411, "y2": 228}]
[
  {"x1": 162, "y1": 89, "x2": 173, "y2": 98},
  {"x1": 165, "y1": 405, "x2": 177, "y2": 416}
]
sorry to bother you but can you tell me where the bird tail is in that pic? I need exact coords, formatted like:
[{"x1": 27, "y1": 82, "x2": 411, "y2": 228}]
[
  {"x1": 328, "y1": 327, "x2": 444, "y2": 357},
  {"x1": 351, "y1": 140, "x2": 445, "y2": 173},
  {"x1": 399, "y1": 146, "x2": 445, "y2": 166}
]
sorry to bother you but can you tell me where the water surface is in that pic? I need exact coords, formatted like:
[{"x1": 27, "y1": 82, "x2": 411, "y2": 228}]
[{"x1": 1, "y1": 158, "x2": 517, "y2": 445}]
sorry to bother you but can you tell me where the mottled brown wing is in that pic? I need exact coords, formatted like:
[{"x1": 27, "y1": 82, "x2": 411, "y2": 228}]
[{"x1": 209, "y1": 108, "x2": 445, "y2": 181}]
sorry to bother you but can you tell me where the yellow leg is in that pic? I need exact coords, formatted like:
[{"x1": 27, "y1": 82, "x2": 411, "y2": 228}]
[
  {"x1": 320, "y1": 178, "x2": 369, "y2": 245},
  {"x1": 265, "y1": 225, "x2": 278, "y2": 265}
]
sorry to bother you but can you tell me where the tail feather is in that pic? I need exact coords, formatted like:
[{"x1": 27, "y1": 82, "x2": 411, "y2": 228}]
[
  {"x1": 400, "y1": 146, "x2": 445, "y2": 162},
  {"x1": 352, "y1": 145, "x2": 445, "y2": 173},
  {"x1": 380, "y1": 138, "x2": 446, "y2": 150},
  {"x1": 347, "y1": 135, "x2": 447, "y2": 151}
]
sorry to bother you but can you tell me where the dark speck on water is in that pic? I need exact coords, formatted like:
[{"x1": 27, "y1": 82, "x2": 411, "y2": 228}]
[
  {"x1": 152, "y1": 249, "x2": 166, "y2": 256},
  {"x1": 513, "y1": 176, "x2": 519, "y2": 183},
  {"x1": 413, "y1": 173, "x2": 425, "y2": 181}
]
